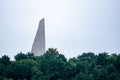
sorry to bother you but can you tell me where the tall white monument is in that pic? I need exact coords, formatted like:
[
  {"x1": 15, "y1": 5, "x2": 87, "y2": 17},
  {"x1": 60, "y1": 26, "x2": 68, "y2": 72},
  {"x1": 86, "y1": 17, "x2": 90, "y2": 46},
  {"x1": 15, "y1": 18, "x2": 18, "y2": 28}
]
[{"x1": 31, "y1": 18, "x2": 45, "y2": 56}]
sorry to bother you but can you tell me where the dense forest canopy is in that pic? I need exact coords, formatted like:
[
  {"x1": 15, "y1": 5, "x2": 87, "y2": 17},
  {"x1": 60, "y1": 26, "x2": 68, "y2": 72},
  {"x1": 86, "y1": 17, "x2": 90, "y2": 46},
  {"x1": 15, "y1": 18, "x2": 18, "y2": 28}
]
[{"x1": 0, "y1": 48, "x2": 120, "y2": 80}]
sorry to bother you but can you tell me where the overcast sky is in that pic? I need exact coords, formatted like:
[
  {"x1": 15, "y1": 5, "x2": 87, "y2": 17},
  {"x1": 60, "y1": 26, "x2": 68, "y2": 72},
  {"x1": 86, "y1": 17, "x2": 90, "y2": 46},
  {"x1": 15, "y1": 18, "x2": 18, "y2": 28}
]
[{"x1": 0, "y1": 0, "x2": 120, "y2": 59}]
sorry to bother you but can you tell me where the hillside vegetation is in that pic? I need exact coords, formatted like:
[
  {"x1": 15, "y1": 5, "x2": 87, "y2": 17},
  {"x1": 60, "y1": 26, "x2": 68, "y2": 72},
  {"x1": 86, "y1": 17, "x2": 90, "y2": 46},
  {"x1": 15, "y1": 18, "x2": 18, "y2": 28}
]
[{"x1": 0, "y1": 48, "x2": 120, "y2": 80}]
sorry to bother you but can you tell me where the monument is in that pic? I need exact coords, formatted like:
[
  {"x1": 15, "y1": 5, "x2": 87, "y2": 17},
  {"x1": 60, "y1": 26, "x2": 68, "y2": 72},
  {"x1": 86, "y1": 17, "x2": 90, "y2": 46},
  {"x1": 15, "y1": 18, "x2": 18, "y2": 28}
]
[{"x1": 31, "y1": 18, "x2": 45, "y2": 56}]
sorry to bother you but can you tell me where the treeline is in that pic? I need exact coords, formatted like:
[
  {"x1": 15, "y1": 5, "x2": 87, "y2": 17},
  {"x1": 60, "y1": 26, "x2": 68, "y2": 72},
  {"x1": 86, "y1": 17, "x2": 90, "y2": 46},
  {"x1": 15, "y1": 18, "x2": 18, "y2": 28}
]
[{"x1": 0, "y1": 48, "x2": 120, "y2": 80}]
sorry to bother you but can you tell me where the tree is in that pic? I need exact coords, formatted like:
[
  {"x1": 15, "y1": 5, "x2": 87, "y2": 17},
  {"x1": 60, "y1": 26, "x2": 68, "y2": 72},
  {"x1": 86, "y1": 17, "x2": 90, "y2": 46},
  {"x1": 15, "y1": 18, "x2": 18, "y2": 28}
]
[
  {"x1": 114, "y1": 54, "x2": 120, "y2": 73},
  {"x1": 36, "y1": 48, "x2": 67, "y2": 80},
  {"x1": 0, "y1": 55, "x2": 11, "y2": 78},
  {"x1": 0, "y1": 63, "x2": 4, "y2": 77},
  {"x1": 27, "y1": 52, "x2": 35, "y2": 59},
  {"x1": 1, "y1": 49, "x2": 120, "y2": 80},
  {"x1": 77, "y1": 52, "x2": 95, "y2": 63},
  {"x1": 0, "y1": 55, "x2": 11, "y2": 65},
  {"x1": 3, "y1": 59, "x2": 38, "y2": 80},
  {"x1": 14, "y1": 52, "x2": 28, "y2": 61},
  {"x1": 96, "y1": 52, "x2": 109, "y2": 66}
]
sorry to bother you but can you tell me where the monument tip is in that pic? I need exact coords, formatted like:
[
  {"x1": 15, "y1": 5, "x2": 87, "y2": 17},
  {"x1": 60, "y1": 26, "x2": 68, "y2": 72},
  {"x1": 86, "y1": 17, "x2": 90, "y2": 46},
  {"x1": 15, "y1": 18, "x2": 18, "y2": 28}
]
[
  {"x1": 42, "y1": 18, "x2": 44, "y2": 21},
  {"x1": 39, "y1": 18, "x2": 44, "y2": 23}
]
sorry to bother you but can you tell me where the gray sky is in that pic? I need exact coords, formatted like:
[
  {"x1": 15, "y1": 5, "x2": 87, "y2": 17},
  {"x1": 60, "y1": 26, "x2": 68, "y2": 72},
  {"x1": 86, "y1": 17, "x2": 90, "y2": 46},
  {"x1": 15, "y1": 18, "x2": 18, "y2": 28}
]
[{"x1": 0, "y1": 0, "x2": 120, "y2": 59}]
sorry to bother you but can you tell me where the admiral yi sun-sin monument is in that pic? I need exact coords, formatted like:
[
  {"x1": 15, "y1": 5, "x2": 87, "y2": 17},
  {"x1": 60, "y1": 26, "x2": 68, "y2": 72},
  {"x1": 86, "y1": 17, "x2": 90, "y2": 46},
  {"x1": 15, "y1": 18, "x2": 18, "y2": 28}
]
[{"x1": 31, "y1": 18, "x2": 45, "y2": 56}]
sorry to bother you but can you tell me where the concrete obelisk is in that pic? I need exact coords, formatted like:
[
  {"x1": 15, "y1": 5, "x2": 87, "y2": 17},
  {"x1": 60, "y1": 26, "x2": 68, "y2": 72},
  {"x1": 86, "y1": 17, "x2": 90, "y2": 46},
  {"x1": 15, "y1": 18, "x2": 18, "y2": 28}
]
[{"x1": 31, "y1": 18, "x2": 45, "y2": 56}]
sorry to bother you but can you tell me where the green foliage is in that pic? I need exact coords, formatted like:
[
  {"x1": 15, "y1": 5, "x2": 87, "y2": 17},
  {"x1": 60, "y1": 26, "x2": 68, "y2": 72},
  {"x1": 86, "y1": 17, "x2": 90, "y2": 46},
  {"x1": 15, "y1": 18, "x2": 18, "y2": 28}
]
[
  {"x1": 96, "y1": 52, "x2": 109, "y2": 66},
  {"x1": 36, "y1": 48, "x2": 67, "y2": 80},
  {"x1": 0, "y1": 48, "x2": 120, "y2": 80},
  {"x1": 0, "y1": 63, "x2": 4, "y2": 77},
  {"x1": 3, "y1": 59, "x2": 38, "y2": 80},
  {"x1": 14, "y1": 52, "x2": 34, "y2": 61},
  {"x1": 0, "y1": 55, "x2": 11, "y2": 65},
  {"x1": 14, "y1": 52, "x2": 28, "y2": 61},
  {"x1": 0, "y1": 55, "x2": 11, "y2": 78}
]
